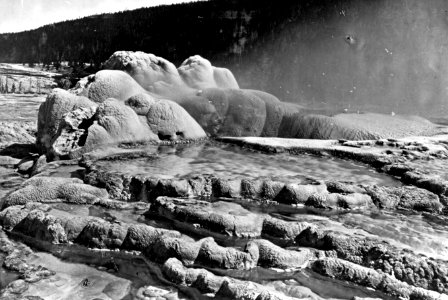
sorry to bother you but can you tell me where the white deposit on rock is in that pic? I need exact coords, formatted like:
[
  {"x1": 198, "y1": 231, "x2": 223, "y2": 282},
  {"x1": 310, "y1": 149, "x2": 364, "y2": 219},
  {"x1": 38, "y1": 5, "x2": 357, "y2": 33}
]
[{"x1": 36, "y1": 51, "x2": 447, "y2": 159}]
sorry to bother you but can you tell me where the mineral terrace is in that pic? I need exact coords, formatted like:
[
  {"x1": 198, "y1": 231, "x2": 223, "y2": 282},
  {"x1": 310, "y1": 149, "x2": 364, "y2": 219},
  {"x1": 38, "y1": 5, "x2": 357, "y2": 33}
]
[{"x1": 1, "y1": 51, "x2": 448, "y2": 300}]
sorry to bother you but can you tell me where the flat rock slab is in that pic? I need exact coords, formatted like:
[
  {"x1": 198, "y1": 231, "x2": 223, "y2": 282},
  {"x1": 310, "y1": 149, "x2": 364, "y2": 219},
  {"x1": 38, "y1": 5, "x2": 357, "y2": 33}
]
[
  {"x1": 148, "y1": 197, "x2": 265, "y2": 237},
  {"x1": 218, "y1": 135, "x2": 448, "y2": 158}
]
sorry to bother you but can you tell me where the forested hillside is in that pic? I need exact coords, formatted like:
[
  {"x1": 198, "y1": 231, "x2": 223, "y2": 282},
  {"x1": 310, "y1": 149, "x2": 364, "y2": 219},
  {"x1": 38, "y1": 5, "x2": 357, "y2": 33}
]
[
  {"x1": 0, "y1": 0, "x2": 298, "y2": 67},
  {"x1": 1, "y1": 0, "x2": 448, "y2": 117}
]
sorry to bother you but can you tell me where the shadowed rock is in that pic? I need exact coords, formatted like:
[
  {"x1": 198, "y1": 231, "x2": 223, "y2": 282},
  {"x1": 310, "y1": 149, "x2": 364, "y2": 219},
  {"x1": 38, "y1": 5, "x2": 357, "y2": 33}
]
[
  {"x1": 274, "y1": 183, "x2": 327, "y2": 205},
  {"x1": 13, "y1": 209, "x2": 67, "y2": 244},
  {"x1": 298, "y1": 227, "x2": 448, "y2": 293},
  {"x1": 0, "y1": 206, "x2": 30, "y2": 230},
  {"x1": 147, "y1": 197, "x2": 264, "y2": 237},
  {"x1": 121, "y1": 223, "x2": 181, "y2": 251},
  {"x1": 75, "y1": 218, "x2": 129, "y2": 249},
  {"x1": 162, "y1": 257, "x2": 298, "y2": 300},
  {"x1": 311, "y1": 258, "x2": 447, "y2": 300}
]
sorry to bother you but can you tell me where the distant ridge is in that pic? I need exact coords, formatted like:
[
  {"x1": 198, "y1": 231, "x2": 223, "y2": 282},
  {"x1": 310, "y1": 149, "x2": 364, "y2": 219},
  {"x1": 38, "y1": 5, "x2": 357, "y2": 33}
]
[
  {"x1": 1, "y1": 0, "x2": 448, "y2": 117},
  {"x1": 0, "y1": 0, "x2": 294, "y2": 66}
]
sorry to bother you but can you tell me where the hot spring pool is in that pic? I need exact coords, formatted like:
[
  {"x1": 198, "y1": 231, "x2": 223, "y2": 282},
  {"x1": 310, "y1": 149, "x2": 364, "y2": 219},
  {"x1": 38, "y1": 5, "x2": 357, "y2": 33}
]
[{"x1": 94, "y1": 142, "x2": 401, "y2": 186}]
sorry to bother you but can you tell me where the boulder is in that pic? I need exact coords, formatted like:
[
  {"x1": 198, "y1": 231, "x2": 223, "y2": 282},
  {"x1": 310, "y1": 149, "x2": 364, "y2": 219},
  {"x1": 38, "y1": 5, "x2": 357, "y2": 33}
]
[
  {"x1": 36, "y1": 89, "x2": 96, "y2": 153},
  {"x1": 37, "y1": 90, "x2": 206, "y2": 158},
  {"x1": 13, "y1": 209, "x2": 67, "y2": 244},
  {"x1": 146, "y1": 235, "x2": 201, "y2": 265},
  {"x1": 75, "y1": 218, "x2": 128, "y2": 249},
  {"x1": 121, "y1": 224, "x2": 181, "y2": 251},
  {"x1": 3, "y1": 176, "x2": 108, "y2": 207}
]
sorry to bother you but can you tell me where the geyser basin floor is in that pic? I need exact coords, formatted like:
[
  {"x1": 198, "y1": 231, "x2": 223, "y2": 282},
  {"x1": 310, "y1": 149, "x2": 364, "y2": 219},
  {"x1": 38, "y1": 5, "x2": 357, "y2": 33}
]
[
  {"x1": 0, "y1": 94, "x2": 45, "y2": 122},
  {"x1": 92, "y1": 142, "x2": 400, "y2": 186},
  {"x1": 48, "y1": 197, "x2": 448, "y2": 261},
  {"x1": 4, "y1": 135, "x2": 448, "y2": 299}
]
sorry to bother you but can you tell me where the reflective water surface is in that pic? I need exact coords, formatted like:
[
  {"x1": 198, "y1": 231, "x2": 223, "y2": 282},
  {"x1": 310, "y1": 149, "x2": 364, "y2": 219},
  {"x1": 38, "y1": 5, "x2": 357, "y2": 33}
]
[
  {"x1": 0, "y1": 94, "x2": 45, "y2": 122},
  {"x1": 95, "y1": 143, "x2": 401, "y2": 186}
]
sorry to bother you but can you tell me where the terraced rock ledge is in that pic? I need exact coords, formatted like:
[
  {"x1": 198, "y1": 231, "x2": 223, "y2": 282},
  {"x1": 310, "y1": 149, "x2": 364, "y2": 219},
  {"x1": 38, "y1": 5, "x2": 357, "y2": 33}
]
[
  {"x1": 2, "y1": 50, "x2": 448, "y2": 299},
  {"x1": 1, "y1": 133, "x2": 448, "y2": 299}
]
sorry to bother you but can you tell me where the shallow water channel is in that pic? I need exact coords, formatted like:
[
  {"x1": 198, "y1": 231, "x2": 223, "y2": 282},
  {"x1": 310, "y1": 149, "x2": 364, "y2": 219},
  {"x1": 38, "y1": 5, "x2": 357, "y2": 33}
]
[{"x1": 0, "y1": 94, "x2": 45, "y2": 122}]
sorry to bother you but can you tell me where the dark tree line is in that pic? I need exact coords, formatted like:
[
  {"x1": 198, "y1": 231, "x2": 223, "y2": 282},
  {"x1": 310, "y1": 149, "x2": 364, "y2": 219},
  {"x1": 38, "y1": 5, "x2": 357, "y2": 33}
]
[{"x1": 0, "y1": 0, "x2": 310, "y2": 67}]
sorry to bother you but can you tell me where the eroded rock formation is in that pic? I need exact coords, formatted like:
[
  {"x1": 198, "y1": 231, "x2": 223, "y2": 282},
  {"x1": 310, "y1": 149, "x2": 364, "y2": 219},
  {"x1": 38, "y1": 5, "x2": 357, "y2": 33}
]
[
  {"x1": 36, "y1": 51, "x2": 447, "y2": 159},
  {"x1": 37, "y1": 87, "x2": 206, "y2": 159},
  {"x1": 4, "y1": 50, "x2": 448, "y2": 299}
]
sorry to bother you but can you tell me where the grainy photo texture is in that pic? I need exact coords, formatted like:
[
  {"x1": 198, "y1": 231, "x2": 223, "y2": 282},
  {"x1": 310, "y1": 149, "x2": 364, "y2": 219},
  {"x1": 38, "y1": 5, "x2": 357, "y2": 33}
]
[{"x1": 1, "y1": 1, "x2": 448, "y2": 299}]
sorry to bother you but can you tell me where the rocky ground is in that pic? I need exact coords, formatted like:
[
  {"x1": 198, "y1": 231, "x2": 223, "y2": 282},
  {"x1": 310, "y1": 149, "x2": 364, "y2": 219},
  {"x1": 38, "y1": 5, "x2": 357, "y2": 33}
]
[
  {"x1": 1, "y1": 51, "x2": 448, "y2": 299},
  {"x1": 2, "y1": 121, "x2": 448, "y2": 299}
]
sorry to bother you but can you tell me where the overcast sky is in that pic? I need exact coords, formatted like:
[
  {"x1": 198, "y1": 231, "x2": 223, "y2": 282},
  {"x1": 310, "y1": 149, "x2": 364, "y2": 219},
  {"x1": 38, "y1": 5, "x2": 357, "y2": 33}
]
[{"x1": 0, "y1": 0, "x2": 197, "y2": 33}]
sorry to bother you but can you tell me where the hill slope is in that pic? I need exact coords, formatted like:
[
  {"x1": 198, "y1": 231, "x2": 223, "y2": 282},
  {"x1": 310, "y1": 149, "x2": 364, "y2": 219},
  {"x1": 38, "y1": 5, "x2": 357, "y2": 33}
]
[{"x1": 1, "y1": 0, "x2": 448, "y2": 117}]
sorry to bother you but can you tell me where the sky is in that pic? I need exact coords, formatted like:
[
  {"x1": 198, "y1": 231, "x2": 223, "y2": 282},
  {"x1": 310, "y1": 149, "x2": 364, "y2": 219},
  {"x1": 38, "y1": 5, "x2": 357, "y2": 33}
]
[{"x1": 0, "y1": 0, "x2": 197, "y2": 33}]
